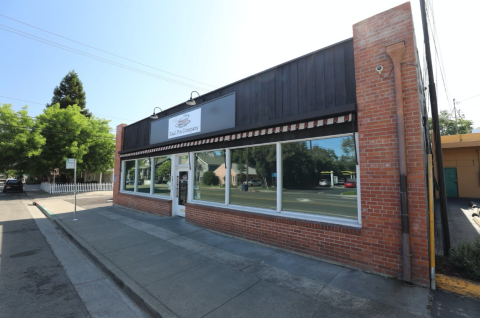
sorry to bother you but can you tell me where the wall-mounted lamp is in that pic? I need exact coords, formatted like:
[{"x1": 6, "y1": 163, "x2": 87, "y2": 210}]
[
  {"x1": 186, "y1": 91, "x2": 200, "y2": 106},
  {"x1": 150, "y1": 107, "x2": 163, "y2": 119}
]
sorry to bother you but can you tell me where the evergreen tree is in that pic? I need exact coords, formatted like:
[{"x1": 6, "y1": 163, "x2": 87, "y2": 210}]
[{"x1": 47, "y1": 70, "x2": 92, "y2": 117}]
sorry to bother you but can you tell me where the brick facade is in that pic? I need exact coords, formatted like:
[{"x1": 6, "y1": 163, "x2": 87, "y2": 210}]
[
  {"x1": 186, "y1": 2, "x2": 429, "y2": 286},
  {"x1": 113, "y1": 123, "x2": 172, "y2": 217},
  {"x1": 115, "y1": 192, "x2": 172, "y2": 217},
  {"x1": 113, "y1": 3, "x2": 430, "y2": 286}
]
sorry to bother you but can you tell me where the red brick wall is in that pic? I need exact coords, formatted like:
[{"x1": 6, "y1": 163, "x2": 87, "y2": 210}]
[
  {"x1": 113, "y1": 123, "x2": 173, "y2": 217},
  {"x1": 186, "y1": 2, "x2": 429, "y2": 286},
  {"x1": 115, "y1": 192, "x2": 172, "y2": 217},
  {"x1": 113, "y1": 124, "x2": 127, "y2": 202},
  {"x1": 354, "y1": 2, "x2": 428, "y2": 286}
]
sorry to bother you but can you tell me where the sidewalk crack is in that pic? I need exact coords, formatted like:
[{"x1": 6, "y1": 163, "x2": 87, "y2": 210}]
[{"x1": 200, "y1": 280, "x2": 261, "y2": 318}]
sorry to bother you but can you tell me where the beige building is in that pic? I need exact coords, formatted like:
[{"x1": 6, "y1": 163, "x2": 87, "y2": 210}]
[
  {"x1": 214, "y1": 163, "x2": 257, "y2": 186},
  {"x1": 441, "y1": 133, "x2": 480, "y2": 198}
]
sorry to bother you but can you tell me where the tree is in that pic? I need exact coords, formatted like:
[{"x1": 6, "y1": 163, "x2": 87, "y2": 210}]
[
  {"x1": 47, "y1": 70, "x2": 91, "y2": 117},
  {"x1": 78, "y1": 117, "x2": 115, "y2": 175},
  {"x1": 202, "y1": 171, "x2": 219, "y2": 185},
  {"x1": 30, "y1": 104, "x2": 115, "y2": 177},
  {"x1": 0, "y1": 104, "x2": 46, "y2": 174},
  {"x1": 428, "y1": 110, "x2": 473, "y2": 136},
  {"x1": 156, "y1": 160, "x2": 171, "y2": 182}
]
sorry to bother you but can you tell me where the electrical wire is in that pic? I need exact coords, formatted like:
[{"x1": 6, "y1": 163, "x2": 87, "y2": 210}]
[
  {"x1": 426, "y1": 0, "x2": 452, "y2": 113},
  {"x1": 0, "y1": 95, "x2": 133, "y2": 122},
  {"x1": 0, "y1": 123, "x2": 115, "y2": 140},
  {"x1": 0, "y1": 13, "x2": 216, "y2": 89},
  {"x1": 458, "y1": 93, "x2": 480, "y2": 103},
  {"x1": 0, "y1": 24, "x2": 211, "y2": 92}
]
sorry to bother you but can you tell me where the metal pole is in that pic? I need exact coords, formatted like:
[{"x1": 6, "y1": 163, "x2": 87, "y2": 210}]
[
  {"x1": 428, "y1": 154, "x2": 436, "y2": 289},
  {"x1": 73, "y1": 159, "x2": 77, "y2": 221},
  {"x1": 453, "y1": 99, "x2": 458, "y2": 135},
  {"x1": 420, "y1": 0, "x2": 450, "y2": 255}
]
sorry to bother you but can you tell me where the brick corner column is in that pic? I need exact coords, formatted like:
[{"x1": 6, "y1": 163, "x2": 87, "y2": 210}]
[
  {"x1": 113, "y1": 124, "x2": 127, "y2": 203},
  {"x1": 353, "y1": 2, "x2": 429, "y2": 286}
]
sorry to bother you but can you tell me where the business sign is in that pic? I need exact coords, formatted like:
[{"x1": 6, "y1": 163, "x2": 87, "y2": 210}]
[
  {"x1": 66, "y1": 158, "x2": 76, "y2": 169},
  {"x1": 168, "y1": 108, "x2": 201, "y2": 139},
  {"x1": 150, "y1": 93, "x2": 236, "y2": 144}
]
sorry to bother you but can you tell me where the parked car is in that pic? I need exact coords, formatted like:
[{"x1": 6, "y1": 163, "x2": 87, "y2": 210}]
[
  {"x1": 319, "y1": 179, "x2": 331, "y2": 187},
  {"x1": 3, "y1": 178, "x2": 23, "y2": 193},
  {"x1": 245, "y1": 180, "x2": 262, "y2": 187},
  {"x1": 344, "y1": 179, "x2": 356, "y2": 188}
]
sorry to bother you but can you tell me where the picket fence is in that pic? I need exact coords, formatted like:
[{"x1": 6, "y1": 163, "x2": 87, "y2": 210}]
[{"x1": 41, "y1": 182, "x2": 113, "y2": 194}]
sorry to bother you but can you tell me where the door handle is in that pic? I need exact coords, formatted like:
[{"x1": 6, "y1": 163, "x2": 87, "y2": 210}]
[
  {"x1": 176, "y1": 176, "x2": 179, "y2": 197},
  {"x1": 454, "y1": 180, "x2": 458, "y2": 184}
]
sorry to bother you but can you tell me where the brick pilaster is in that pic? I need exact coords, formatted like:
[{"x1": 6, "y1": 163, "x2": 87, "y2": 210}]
[{"x1": 353, "y1": 2, "x2": 429, "y2": 285}]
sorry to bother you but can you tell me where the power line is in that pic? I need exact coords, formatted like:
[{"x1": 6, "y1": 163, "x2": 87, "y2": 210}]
[
  {"x1": 0, "y1": 123, "x2": 115, "y2": 140},
  {"x1": 0, "y1": 13, "x2": 216, "y2": 89},
  {"x1": 426, "y1": 0, "x2": 452, "y2": 112},
  {"x1": 0, "y1": 95, "x2": 133, "y2": 122},
  {"x1": 0, "y1": 24, "x2": 211, "y2": 92},
  {"x1": 458, "y1": 93, "x2": 480, "y2": 103}
]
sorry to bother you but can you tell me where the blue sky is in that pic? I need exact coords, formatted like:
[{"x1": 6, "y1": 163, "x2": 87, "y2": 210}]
[{"x1": 1, "y1": 0, "x2": 479, "y2": 132}]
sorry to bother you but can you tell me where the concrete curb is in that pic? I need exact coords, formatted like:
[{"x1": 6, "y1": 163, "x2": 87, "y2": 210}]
[
  {"x1": 37, "y1": 208, "x2": 177, "y2": 318},
  {"x1": 436, "y1": 274, "x2": 480, "y2": 299},
  {"x1": 33, "y1": 201, "x2": 57, "y2": 220}
]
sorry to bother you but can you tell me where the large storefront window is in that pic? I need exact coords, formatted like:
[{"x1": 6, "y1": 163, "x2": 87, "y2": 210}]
[
  {"x1": 120, "y1": 134, "x2": 359, "y2": 223},
  {"x1": 153, "y1": 156, "x2": 171, "y2": 196},
  {"x1": 136, "y1": 159, "x2": 151, "y2": 194},
  {"x1": 230, "y1": 145, "x2": 276, "y2": 210},
  {"x1": 193, "y1": 151, "x2": 225, "y2": 204},
  {"x1": 124, "y1": 160, "x2": 136, "y2": 192},
  {"x1": 282, "y1": 136, "x2": 357, "y2": 219}
]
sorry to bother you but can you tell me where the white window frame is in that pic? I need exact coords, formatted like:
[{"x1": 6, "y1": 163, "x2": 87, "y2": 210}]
[
  {"x1": 120, "y1": 133, "x2": 361, "y2": 228},
  {"x1": 190, "y1": 133, "x2": 361, "y2": 228}
]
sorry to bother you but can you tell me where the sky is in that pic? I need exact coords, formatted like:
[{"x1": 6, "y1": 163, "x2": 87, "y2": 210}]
[{"x1": 1, "y1": 0, "x2": 480, "y2": 134}]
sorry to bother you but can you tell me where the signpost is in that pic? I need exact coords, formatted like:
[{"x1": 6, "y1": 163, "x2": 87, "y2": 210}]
[{"x1": 66, "y1": 159, "x2": 77, "y2": 221}]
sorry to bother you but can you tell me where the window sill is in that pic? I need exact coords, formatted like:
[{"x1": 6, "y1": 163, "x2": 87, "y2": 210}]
[
  {"x1": 119, "y1": 190, "x2": 171, "y2": 201},
  {"x1": 187, "y1": 200, "x2": 361, "y2": 234}
]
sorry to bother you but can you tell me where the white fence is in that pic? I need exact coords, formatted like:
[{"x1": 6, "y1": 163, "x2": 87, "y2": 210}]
[{"x1": 41, "y1": 182, "x2": 113, "y2": 194}]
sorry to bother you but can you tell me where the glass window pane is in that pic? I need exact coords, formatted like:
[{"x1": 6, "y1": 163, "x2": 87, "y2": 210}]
[
  {"x1": 124, "y1": 160, "x2": 136, "y2": 192},
  {"x1": 230, "y1": 145, "x2": 276, "y2": 210},
  {"x1": 193, "y1": 151, "x2": 225, "y2": 204},
  {"x1": 282, "y1": 136, "x2": 358, "y2": 219},
  {"x1": 136, "y1": 158, "x2": 151, "y2": 194},
  {"x1": 178, "y1": 155, "x2": 189, "y2": 165},
  {"x1": 153, "y1": 156, "x2": 172, "y2": 196}
]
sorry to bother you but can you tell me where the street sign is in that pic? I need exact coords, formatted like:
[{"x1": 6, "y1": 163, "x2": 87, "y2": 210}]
[{"x1": 66, "y1": 158, "x2": 76, "y2": 169}]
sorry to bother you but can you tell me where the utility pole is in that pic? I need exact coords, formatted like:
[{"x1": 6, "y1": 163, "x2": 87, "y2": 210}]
[
  {"x1": 453, "y1": 99, "x2": 459, "y2": 135},
  {"x1": 420, "y1": 0, "x2": 450, "y2": 255}
]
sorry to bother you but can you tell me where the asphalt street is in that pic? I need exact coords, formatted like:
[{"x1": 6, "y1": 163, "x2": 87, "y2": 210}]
[
  {"x1": 0, "y1": 182, "x2": 148, "y2": 318},
  {"x1": 0, "y1": 189, "x2": 90, "y2": 317}
]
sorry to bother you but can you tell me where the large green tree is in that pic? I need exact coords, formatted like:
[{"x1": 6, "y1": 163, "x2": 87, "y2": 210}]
[
  {"x1": 428, "y1": 110, "x2": 473, "y2": 136},
  {"x1": 0, "y1": 104, "x2": 45, "y2": 174},
  {"x1": 30, "y1": 104, "x2": 114, "y2": 177},
  {"x1": 47, "y1": 70, "x2": 92, "y2": 117}
]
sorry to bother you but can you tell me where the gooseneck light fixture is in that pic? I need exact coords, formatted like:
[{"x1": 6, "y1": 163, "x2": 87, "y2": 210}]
[
  {"x1": 186, "y1": 91, "x2": 200, "y2": 106},
  {"x1": 150, "y1": 107, "x2": 163, "y2": 119}
]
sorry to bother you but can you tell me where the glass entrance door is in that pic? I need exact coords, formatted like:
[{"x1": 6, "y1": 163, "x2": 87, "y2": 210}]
[{"x1": 174, "y1": 169, "x2": 188, "y2": 217}]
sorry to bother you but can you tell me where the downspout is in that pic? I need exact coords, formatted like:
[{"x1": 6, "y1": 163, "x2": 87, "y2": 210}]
[{"x1": 386, "y1": 41, "x2": 412, "y2": 284}]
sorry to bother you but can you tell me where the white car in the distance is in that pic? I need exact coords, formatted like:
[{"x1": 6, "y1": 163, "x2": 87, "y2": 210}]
[
  {"x1": 245, "y1": 180, "x2": 262, "y2": 187},
  {"x1": 319, "y1": 179, "x2": 331, "y2": 187}
]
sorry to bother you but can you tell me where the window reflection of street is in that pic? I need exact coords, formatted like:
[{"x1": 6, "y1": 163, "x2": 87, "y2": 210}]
[{"x1": 195, "y1": 187, "x2": 357, "y2": 219}]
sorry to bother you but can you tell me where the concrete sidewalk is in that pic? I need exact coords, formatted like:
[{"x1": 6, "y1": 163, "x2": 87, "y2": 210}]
[{"x1": 27, "y1": 195, "x2": 433, "y2": 317}]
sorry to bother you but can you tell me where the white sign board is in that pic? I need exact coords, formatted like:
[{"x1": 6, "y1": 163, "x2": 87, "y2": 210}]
[
  {"x1": 66, "y1": 158, "x2": 76, "y2": 169},
  {"x1": 168, "y1": 108, "x2": 201, "y2": 139}
]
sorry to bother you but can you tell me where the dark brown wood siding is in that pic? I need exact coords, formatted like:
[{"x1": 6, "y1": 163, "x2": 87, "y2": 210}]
[{"x1": 122, "y1": 38, "x2": 356, "y2": 152}]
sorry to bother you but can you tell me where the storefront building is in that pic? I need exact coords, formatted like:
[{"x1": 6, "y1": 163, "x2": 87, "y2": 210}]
[
  {"x1": 114, "y1": 2, "x2": 430, "y2": 286},
  {"x1": 439, "y1": 133, "x2": 480, "y2": 198}
]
